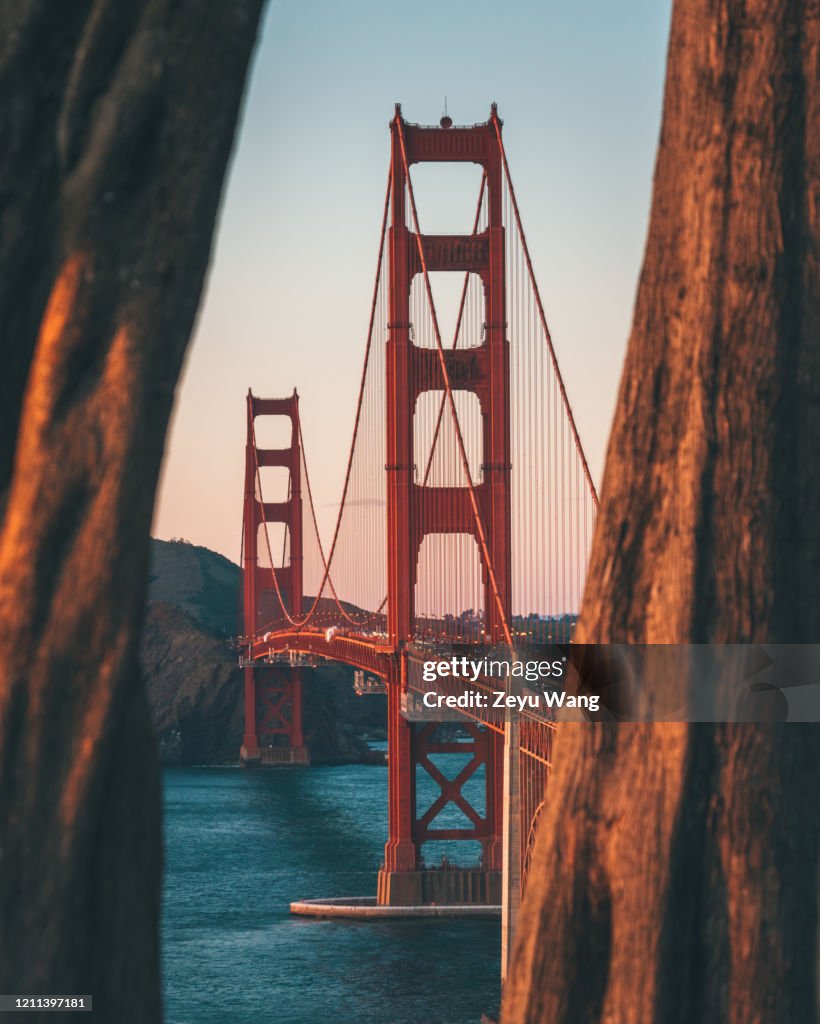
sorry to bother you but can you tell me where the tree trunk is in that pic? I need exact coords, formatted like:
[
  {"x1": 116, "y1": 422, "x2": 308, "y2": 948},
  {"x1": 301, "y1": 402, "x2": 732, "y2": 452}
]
[
  {"x1": 503, "y1": 0, "x2": 819, "y2": 1021},
  {"x1": 0, "y1": 3, "x2": 264, "y2": 1020}
]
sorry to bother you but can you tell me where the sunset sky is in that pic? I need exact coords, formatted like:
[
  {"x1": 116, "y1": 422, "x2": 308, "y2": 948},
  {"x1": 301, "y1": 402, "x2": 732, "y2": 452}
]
[{"x1": 153, "y1": 0, "x2": 673, "y2": 563}]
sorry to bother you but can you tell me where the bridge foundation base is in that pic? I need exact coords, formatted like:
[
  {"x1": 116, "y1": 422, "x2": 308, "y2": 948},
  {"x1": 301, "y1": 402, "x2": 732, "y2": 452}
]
[
  {"x1": 240, "y1": 744, "x2": 310, "y2": 766},
  {"x1": 291, "y1": 897, "x2": 500, "y2": 919},
  {"x1": 377, "y1": 868, "x2": 501, "y2": 907},
  {"x1": 261, "y1": 744, "x2": 310, "y2": 766}
]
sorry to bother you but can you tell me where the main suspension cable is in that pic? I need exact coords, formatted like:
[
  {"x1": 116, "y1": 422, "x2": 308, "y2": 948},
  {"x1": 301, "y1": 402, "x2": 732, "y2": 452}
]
[
  {"x1": 492, "y1": 117, "x2": 598, "y2": 508},
  {"x1": 250, "y1": 171, "x2": 393, "y2": 634}
]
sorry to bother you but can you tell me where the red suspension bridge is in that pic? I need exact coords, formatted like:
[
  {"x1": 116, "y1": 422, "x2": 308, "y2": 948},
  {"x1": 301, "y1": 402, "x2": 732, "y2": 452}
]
[{"x1": 238, "y1": 104, "x2": 598, "y2": 963}]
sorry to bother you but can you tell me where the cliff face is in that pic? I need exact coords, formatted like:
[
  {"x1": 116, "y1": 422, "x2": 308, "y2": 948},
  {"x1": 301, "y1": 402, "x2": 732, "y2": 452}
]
[
  {"x1": 143, "y1": 539, "x2": 386, "y2": 764},
  {"x1": 141, "y1": 600, "x2": 242, "y2": 764}
]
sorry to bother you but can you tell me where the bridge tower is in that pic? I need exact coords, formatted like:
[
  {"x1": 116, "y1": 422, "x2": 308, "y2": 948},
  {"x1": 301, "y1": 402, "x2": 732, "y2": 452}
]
[
  {"x1": 241, "y1": 390, "x2": 309, "y2": 766},
  {"x1": 378, "y1": 105, "x2": 508, "y2": 905}
]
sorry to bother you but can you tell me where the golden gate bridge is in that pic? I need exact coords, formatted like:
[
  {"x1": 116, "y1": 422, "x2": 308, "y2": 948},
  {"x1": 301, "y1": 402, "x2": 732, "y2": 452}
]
[{"x1": 237, "y1": 103, "x2": 598, "y2": 973}]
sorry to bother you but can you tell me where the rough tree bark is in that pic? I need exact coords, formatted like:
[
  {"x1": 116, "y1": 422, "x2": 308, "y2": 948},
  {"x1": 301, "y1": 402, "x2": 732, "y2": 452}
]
[
  {"x1": 504, "y1": 1, "x2": 818, "y2": 1022},
  {"x1": 0, "y1": 3, "x2": 264, "y2": 1020}
]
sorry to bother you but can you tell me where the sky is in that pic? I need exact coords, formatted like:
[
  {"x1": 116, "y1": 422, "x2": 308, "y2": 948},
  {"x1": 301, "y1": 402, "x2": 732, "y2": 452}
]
[{"x1": 153, "y1": 0, "x2": 674, "y2": 564}]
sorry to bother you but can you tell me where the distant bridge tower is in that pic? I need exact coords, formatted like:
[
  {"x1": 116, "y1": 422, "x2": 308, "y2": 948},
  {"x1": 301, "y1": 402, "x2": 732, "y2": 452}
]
[
  {"x1": 378, "y1": 105, "x2": 509, "y2": 905},
  {"x1": 241, "y1": 390, "x2": 309, "y2": 766}
]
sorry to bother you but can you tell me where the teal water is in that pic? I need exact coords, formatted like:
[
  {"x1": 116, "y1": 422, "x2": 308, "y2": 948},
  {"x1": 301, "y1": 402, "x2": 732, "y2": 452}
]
[{"x1": 162, "y1": 765, "x2": 501, "y2": 1024}]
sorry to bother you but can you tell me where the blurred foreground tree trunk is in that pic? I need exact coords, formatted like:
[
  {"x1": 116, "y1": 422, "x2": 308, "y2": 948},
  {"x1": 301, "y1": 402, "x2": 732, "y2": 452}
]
[
  {"x1": 504, "y1": 0, "x2": 819, "y2": 1021},
  {"x1": 0, "y1": 2, "x2": 264, "y2": 1020}
]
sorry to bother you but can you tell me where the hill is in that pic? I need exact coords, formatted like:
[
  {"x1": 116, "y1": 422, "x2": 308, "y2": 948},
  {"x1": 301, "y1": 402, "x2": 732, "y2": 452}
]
[
  {"x1": 147, "y1": 537, "x2": 239, "y2": 635},
  {"x1": 143, "y1": 539, "x2": 386, "y2": 764}
]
